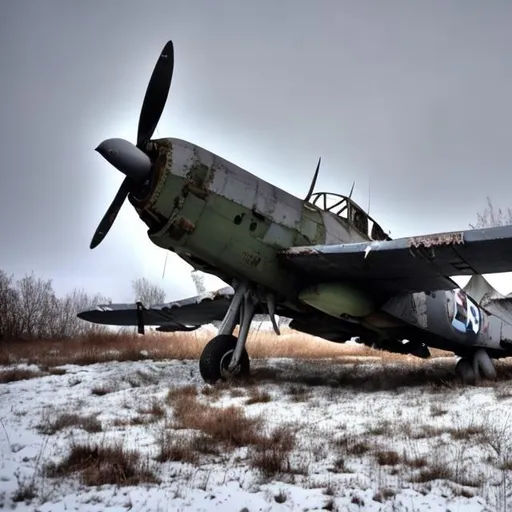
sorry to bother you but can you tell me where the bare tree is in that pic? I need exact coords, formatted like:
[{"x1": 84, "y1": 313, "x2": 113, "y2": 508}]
[
  {"x1": 470, "y1": 197, "x2": 512, "y2": 229},
  {"x1": 132, "y1": 277, "x2": 165, "y2": 306},
  {"x1": 56, "y1": 289, "x2": 112, "y2": 338},
  {"x1": 191, "y1": 270, "x2": 207, "y2": 295},
  {"x1": 0, "y1": 271, "x2": 21, "y2": 341},
  {"x1": 0, "y1": 269, "x2": 114, "y2": 340},
  {"x1": 16, "y1": 273, "x2": 58, "y2": 339}
]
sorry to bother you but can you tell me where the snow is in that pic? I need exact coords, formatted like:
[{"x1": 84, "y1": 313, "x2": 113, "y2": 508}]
[{"x1": 1, "y1": 356, "x2": 511, "y2": 511}]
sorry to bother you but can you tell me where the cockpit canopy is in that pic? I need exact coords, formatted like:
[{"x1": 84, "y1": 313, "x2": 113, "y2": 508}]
[{"x1": 308, "y1": 192, "x2": 391, "y2": 241}]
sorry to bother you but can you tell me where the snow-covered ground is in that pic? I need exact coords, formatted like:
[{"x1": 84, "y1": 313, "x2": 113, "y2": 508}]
[{"x1": 1, "y1": 356, "x2": 511, "y2": 511}]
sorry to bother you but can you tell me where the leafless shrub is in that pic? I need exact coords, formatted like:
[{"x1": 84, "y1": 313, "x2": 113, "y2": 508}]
[
  {"x1": 245, "y1": 387, "x2": 272, "y2": 405},
  {"x1": 37, "y1": 412, "x2": 102, "y2": 435},
  {"x1": 45, "y1": 439, "x2": 158, "y2": 486},
  {"x1": 166, "y1": 385, "x2": 198, "y2": 403},
  {"x1": 410, "y1": 463, "x2": 453, "y2": 483},
  {"x1": 137, "y1": 398, "x2": 165, "y2": 419},
  {"x1": 375, "y1": 449, "x2": 401, "y2": 466},
  {"x1": 429, "y1": 403, "x2": 448, "y2": 417},
  {"x1": 403, "y1": 454, "x2": 428, "y2": 468},
  {"x1": 171, "y1": 393, "x2": 263, "y2": 447},
  {"x1": 91, "y1": 382, "x2": 119, "y2": 396},
  {"x1": 155, "y1": 432, "x2": 200, "y2": 464},
  {"x1": 470, "y1": 196, "x2": 512, "y2": 229},
  {"x1": 11, "y1": 479, "x2": 37, "y2": 503},
  {"x1": 333, "y1": 434, "x2": 372, "y2": 457},
  {"x1": 0, "y1": 368, "x2": 45, "y2": 383},
  {"x1": 286, "y1": 385, "x2": 310, "y2": 402},
  {"x1": 367, "y1": 420, "x2": 393, "y2": 436},
  {"x1": 132, "y1": 277, "x2": 165, "y2": 306},
  {"x1": 47, "y1": 367, "x2": 66, "y2": 375},
  {"x1": 328, "y1": 456, "x2": 354, "y2": 474},
  {"x1": 248, "y1": 425, "x2": 296, "y2": 477},
  {"x1": 0, "y1": 270, "x2": 111, "y2": 342},
  {"x1": 373, "y1": 488, "x2": 397, "y2": 503},
  {"x1": 449, "y1": 424, "x2": 485, "y2": 440},
  {"x1": 124, "y1": 370, "x2": 159, "y2": 388}
]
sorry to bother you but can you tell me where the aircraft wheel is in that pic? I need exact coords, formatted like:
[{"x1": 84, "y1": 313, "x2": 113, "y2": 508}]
[
  {"x1": 455, "y1": 358, "x2": 476, "y2": 385},
  {"x1": 199, "y1": 334, "x2": 250, "y2": 384}
]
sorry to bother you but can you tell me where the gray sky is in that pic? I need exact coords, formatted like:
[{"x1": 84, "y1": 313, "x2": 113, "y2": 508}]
[{"x1": 2, "y1": 0, "x2": 512, "y2": 302}]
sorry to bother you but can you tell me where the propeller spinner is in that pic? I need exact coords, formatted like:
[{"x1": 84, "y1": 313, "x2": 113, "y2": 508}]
[{"x1": 90, "y1": 40, "x2": 175, "y2": 249}]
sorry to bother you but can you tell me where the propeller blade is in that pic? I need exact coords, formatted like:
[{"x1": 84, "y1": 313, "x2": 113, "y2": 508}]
[
  {"x1": 90, "y1": 177, "x2": 132, "y2": 249},
  {"x1": 96, "y1": 138, "x2": 152, "y2": 181},
  {"x1": 137, "y1": 40, "x2": 174, "y2": 147}
]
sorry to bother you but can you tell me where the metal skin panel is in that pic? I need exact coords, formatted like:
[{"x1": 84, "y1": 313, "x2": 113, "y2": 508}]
[
  {"x1": 382, "y1": 289, "x2": 503, "y2": 352},
  {"x1": 321, "y1": 210, "x2": 368, "y2": 245},
  {"x1": 168, "y1": 138, "x2": 303, "y2": 229}
]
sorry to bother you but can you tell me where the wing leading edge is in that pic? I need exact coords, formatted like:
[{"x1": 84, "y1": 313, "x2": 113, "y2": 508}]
[
  {"x1": 279, "y1": 225, "x2": 512, "y2": 293},
  {"x1": 77, "y1": 287, "x2": 234, "y2": 330}
]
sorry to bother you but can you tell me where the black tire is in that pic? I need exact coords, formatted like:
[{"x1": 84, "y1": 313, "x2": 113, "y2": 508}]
[
  {"x1": 199, "y1": 334, "x2": 250, "y2": 384},
  {"x1": 455, "y1": 358, "x2": 476, "y2": 385}
]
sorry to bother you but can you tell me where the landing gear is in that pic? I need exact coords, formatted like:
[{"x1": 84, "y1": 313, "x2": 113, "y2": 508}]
[
  {"x1": 455, "y1": 348, "x2": 497, "y2": 385},
  {"x1": 199, "y1": 281, "x2": 266, "y2": 384},
  {"x1": 199, "y1": 334, "x2": 250, "y2": 384}
]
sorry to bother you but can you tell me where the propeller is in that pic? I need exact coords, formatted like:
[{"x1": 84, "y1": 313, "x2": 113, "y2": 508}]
[{"x1": 90, "y1": 40, "x2": 175, "y2": 249}]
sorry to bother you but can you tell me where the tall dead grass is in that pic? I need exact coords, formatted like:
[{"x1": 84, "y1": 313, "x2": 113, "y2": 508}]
[{"x1": 0, "y1": 328, "x2": 454, "y2": 369}]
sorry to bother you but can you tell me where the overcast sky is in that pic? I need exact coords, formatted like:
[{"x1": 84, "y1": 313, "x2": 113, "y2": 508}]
[{"x1": 2, "y1": 0, "x2": 512, "y2": 302}]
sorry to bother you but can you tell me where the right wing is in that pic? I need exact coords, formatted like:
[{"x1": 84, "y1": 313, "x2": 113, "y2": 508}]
[
  {"x1": 77, "y1": 286, "x2": 234, "y2": 331},
  {"x1": 279, "y1": 225, "x2": 512, "y2": 293}
]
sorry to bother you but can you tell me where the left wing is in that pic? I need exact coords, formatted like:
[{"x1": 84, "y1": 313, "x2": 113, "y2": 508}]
[
  {"x1": 77, "y1": 287, "x2": 234, "y2": 331},
  {"x1": 279, "y1": 225, "x2": 512, "y2": 293}
]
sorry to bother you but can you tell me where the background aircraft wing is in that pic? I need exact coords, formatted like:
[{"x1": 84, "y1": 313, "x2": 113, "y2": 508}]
[
  {"x1": 279, "y1": 225, "x2": 512, "y2": 293},
  {"x1": 77, "y1": 287, "x2": 234, "y2": 331}
]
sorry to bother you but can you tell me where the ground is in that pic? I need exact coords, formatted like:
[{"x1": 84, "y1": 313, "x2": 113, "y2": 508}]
[{"x1": 1, "y1": 331, "x2": 512, "y2": 511}]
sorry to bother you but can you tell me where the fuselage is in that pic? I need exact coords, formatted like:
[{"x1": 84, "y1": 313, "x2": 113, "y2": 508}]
[
  {"x1": 129, "y1": 138, "x2": 380, "y2": 304},
  {"x1": 127, "y1": 137, "x2": 512, "y2": 356}
]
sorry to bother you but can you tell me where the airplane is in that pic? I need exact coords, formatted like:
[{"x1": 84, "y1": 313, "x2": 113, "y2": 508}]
[{"x1": 78, "y1": 40, "x2": 512, "y2": 386}]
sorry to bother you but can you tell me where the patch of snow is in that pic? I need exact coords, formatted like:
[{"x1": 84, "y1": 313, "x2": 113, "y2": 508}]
[{"x1": 1, "y1": 358, "x2": 510, "y2": 511}]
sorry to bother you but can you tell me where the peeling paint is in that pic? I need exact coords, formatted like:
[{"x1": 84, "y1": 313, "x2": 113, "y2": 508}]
[
  {"x1": 412, "y1": 292, "x2": 428, "y2": 328},
  {"x1": 408, "y1": 232, "x2": 464, "y2": 248},
  {"x1": 168, "y1": 216, "x2": 195, "y2": 240},
  {"x1": 281, "y1": 246, "x2": 318, "y2": 257}
]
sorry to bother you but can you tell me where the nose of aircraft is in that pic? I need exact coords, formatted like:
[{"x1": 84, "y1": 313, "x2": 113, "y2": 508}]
[{"x1": 95, "y1": 138, "x2": 152, "y2": 181}]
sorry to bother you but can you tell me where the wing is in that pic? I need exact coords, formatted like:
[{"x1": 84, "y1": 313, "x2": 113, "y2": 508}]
[
  {"x1": 279, "y1": 225, "x2": 512, "y2": 293},
  {"x1": 77, "y1": 287, "x2": 234, "y2": 331}
]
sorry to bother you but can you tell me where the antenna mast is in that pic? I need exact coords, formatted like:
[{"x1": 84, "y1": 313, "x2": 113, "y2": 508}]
[{"x1": 304, "y1": 157, "x2": 322, "y2": 202}]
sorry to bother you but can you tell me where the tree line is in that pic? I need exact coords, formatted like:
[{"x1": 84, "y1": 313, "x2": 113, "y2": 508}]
[
  {"x1": 0, "y1": 273, "x2": 171, "y2": 341},
  {"x1": 0, "y1": 198, "x2": 505, "y2": 341}
]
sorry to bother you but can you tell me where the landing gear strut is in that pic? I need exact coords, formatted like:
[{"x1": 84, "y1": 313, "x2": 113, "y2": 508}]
[
  {"x1": 199, "y1": 281, "x2": 259, "y2": 384},
  {"x1": 455, "y1": 348, "x2": 497, "y2": 385}
]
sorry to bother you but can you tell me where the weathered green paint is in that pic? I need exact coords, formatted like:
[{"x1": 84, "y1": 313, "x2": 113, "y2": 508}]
[
  {"x1": 299, "y1": 283, "x2": 375, "y2": 318},
  {"x1": 132, "y1": 138, "x2": 375, "y2": 305}
]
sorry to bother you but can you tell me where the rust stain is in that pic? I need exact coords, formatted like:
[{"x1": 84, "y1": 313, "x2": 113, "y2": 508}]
[
  {"x1": 185, "y1": 152, "x2": 215, "y2": 200},
  {"x1": 131, "y1": 138, "x2": 173, "y2": 210},
  {"x1": 168, "y1": 217, "x2": 196, "y2": 241},
  {"x1": 408, "y1": 232, "x2": 464, "y2": 249},
  {"x1": 281, "y1": 246, "x2": 318, "y2": 258}
]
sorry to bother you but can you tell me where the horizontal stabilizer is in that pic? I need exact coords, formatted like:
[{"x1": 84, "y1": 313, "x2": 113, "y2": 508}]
[{"x1": 77, "y1": 287, "x2": 234, "y2": 329}]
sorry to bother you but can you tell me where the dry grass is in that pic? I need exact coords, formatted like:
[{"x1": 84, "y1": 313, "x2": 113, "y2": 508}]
[
  {"x1": 0, "y1": 329, "x2": 458, "y2": 371},
  {"x1": 248, "y1": 425, "x2": 296, "y2": 477},
  {"x1": 38, "y1": 412, "x2": 102, "y2": 435},
  {"x1": 46, "y1": 439, "x2": 158, "y2": 486},
  {"x1": 159, "y1": 387, "x2": 297, "y2": 476},
  {"x1": 169, "y1": 392, "x2": 264, "y2": 447},
  {"x1": 245, "y1": 387, "x2": 272, "y2": 405},
  {"x1": 0, "y1": 368, "x2": 46, "y2": 383}
]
